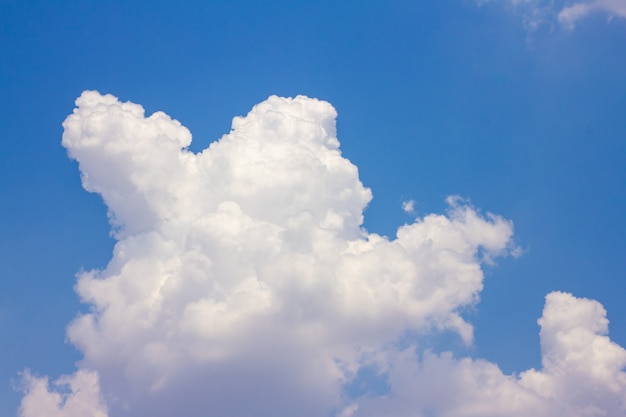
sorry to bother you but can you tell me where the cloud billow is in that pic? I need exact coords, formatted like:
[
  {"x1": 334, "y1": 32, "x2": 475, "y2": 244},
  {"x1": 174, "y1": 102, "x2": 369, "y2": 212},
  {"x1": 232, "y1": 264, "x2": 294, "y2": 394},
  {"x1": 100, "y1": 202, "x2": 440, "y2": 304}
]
[{"x1": 18, "y1": 92, "x2": 626, "y2": 417}]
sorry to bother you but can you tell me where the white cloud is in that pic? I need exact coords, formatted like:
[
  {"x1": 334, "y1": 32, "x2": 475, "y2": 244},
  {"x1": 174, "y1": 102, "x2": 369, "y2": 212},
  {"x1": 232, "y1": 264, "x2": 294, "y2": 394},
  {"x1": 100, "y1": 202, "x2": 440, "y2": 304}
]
[
  {"x1": 18, "y1": 92, "x2": 626, "y2": 416},
  {"x1": 18, "y1": 370, "x2": 107, "y2": 417},
  {"x1": 352, "y1": 292, "x2": 626, "y2": 417},
  {"x1": 477, "y1": 0, "x2": 555, "y2": 30},
  {"x1": 401, "y1": 199, "x2": 415, "y2": 214},
  {"x1": 479, "y1": 0, "x2": 626, "y2": 29},
  {"x1": 559, "y1": 0, "x2": 626, "y2": 29}
]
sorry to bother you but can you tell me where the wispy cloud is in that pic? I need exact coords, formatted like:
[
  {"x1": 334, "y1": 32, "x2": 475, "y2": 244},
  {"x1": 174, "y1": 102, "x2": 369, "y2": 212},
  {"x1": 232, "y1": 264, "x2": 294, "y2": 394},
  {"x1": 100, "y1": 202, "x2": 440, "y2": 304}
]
[
  {"x1": 559, "y1": 0, "x2": 626, "y2": 29},
  {"x1": 479, "y1": 0, "x2": 626, "y2": 29}
]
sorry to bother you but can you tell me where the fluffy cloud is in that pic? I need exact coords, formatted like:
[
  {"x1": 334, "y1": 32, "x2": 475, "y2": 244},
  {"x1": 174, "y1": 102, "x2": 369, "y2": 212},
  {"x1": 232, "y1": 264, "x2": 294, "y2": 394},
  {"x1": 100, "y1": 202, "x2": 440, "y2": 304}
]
[
  {"x1": 353, "y1": 292, "x2": 626, "y2": 417},
  {"x1": 18, "y1": 370, "x2": 107, "y2": 417},
  {"x1": 401, "y1": 200, "x2": 415, "y2": 214},
  {"x1": 18, "y1": 92, "x2": 626, "y2": 416},
  {"x1": 479, "y1": 0, "x2": 626, "y2": 29}
]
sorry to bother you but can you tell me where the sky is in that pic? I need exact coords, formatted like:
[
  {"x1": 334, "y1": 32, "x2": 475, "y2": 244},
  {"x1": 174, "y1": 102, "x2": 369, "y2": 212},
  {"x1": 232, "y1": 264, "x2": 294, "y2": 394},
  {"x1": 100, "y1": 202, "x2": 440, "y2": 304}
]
[{"x1": 1, "y1": 1, "x2": 626, "y2": 416}]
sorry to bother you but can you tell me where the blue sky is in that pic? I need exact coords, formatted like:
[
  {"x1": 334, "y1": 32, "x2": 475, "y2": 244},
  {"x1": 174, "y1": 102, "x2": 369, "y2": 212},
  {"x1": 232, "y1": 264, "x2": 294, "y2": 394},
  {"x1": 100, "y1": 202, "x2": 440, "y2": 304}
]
[{"x1": 1, "y1": 1, "x2": 626, "y2": 416}]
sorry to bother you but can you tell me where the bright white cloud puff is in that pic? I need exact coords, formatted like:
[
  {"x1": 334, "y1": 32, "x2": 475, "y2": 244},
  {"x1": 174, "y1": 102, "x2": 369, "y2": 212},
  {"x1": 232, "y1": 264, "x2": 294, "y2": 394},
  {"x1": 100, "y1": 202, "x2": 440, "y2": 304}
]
[{"x1": 18, "y1": 92, "x2": 626, "y2": 417}]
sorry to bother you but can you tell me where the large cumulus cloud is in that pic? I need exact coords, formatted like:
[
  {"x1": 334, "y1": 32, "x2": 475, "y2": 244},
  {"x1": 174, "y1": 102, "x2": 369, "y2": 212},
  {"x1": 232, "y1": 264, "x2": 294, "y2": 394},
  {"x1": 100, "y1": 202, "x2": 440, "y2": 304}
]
[{"x1": 18, "y1": 92, "x2": 626, "y2": 417}]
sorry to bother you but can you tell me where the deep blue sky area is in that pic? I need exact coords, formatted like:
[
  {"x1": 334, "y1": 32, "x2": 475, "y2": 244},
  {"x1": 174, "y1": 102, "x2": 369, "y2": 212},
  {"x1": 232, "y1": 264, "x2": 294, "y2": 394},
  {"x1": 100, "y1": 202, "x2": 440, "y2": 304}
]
[{"x1": 1, "y1": 1, "x2": 625, "y2": 415}]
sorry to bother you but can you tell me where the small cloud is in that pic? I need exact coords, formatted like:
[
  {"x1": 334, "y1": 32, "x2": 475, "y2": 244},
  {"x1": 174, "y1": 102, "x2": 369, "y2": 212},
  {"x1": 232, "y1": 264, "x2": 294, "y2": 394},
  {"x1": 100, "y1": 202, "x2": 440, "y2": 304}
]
[
  {"x1": 478, "y1": 0, "x2": 626, "y2": 30},
  {"x1": 510, "y1": 244, "x2": 524, "y2": 258},
  {"x1": 559, "y1": 0, "x2": 626, "y2": 29},
  {"x1": 336, "y1": 403, "x2": 359, "y2": 417},
  {"x1": 401, "y1": 199, "x2": 415, "y2": 214}
]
